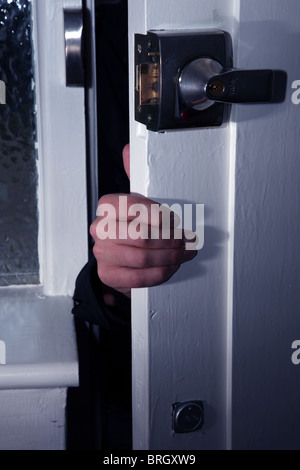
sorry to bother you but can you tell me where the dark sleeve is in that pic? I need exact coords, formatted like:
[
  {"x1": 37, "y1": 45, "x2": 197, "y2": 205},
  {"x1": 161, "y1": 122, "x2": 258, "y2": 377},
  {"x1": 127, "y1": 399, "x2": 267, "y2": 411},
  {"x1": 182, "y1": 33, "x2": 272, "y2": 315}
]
[{"x1": 72, "y1": 253, "x2": 131, "y2": 332}]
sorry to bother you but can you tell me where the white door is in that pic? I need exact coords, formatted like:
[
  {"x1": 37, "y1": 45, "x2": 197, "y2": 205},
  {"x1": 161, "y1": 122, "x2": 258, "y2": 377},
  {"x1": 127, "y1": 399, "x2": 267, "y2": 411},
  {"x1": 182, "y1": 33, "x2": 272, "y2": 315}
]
[{"x1": 128, "y1": 0, "x2": 300, "y2": 450}]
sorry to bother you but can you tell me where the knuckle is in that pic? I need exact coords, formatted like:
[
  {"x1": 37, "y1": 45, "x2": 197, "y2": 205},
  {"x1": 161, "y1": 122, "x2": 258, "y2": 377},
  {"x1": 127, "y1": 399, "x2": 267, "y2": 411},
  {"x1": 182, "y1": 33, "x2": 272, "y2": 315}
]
[
  {"x1": 112, "y1": 269, "x2": 132, "y2": 290},
  {"x1": 136, "y1": 251, "x2": 150, "y2": 268},
  {"x1": 158, "y1": 266, "x2": 171, "y2": 283},
  {"x1": 98, "y1": 195, "x2": 110, "y2": 206},
  {"x1": 136, "y1": 237, "x2": 151, "y2": 249},
  {"x1": 151, "y1": 266, "x2": 172, "y2": 285},
  {"x1": 97, "y1": 266, "x2": 111, "y2": 286},
  {"x1": 96, "y1": 195, "x2": 115, "y2": 217},
  {"x1": 90, "y1": 218, "x2": 104, "y2": 240},
  {"x1": 90, "y1": 221, "x2": 97, "y2": 239},
  {"x1": 92, "y1": 242, "x2": 102, "y2": 258},
  {"x1": 95, "y1": 198, "x2": 104, "y2": 216}
]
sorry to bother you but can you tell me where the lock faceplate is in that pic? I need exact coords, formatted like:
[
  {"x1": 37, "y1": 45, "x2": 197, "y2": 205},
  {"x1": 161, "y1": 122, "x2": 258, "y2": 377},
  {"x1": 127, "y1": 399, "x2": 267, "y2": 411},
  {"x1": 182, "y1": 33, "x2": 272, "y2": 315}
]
[
  {"x1": 135, "y1": 30, "x2": 232, "y2": 132},
  {"x1": 135, "y1": 30, "x2": 286, "y2": 132}
]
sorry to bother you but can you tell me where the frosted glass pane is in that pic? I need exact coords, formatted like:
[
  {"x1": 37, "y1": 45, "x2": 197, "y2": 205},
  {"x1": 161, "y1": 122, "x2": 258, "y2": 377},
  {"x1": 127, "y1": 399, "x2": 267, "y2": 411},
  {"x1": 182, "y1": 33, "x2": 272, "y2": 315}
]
[{"x1": 0, "y1": 0, "x2": 39, "y2": 286}]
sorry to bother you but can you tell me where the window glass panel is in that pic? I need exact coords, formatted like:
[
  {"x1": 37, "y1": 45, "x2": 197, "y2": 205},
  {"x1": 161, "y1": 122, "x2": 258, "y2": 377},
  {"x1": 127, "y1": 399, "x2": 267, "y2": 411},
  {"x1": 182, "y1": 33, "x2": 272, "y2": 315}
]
[{"x1": 0, "y1": 0, "x2": 39, "y2": 286}]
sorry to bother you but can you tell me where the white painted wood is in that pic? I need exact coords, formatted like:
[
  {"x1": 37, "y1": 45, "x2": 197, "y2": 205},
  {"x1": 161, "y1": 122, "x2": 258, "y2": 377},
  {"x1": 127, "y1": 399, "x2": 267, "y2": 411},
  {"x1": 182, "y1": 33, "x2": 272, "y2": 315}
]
[
  {"x1": 231, "y1": 0, "x2": 300, "y2": 450},
  {"x1": 0, "y1": 300, "x2": 78, "y2": 449},
  {"x1": 0, "y1": 341, "x2": 6, "y2": 365},
  {"x1": 0, "y1": 287, "x2": 78, "y2": 390},
  {"x1": 129, "y1": 0, "x2": 238, "y2": 450},
  {"x1": 34, "y1": 0, "x2": 88, "y2": 296},
  {"x1": 0, "y1": 389, "x2": 67, "y2": 450},
  {"x1": 0, "y1": 0, "x2": 88, "y2": 450},
  {"x1": 84, "y1": 0, "x2": 99, "y2": 225},
  {"x1": 0, "y1": 286, "x2": 78, "y2": 449},
  {"x1": 129, "y1": 0, "x2": 299, "y2": 450}
]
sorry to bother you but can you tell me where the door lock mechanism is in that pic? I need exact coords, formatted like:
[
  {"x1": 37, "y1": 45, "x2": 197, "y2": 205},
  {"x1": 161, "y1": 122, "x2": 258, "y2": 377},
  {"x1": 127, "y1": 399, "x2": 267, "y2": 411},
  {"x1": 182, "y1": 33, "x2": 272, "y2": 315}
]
[{"x1": 135, "y1": 30, "x2": 287, "y2": 132}]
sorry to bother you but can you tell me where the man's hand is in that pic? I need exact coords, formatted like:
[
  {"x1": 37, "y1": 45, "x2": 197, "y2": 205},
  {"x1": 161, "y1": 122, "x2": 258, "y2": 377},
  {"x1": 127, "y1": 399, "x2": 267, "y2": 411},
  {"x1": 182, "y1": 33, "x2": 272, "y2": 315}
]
[{"x1": 89, "y1": 145, "x2": 197, "y2": 298}]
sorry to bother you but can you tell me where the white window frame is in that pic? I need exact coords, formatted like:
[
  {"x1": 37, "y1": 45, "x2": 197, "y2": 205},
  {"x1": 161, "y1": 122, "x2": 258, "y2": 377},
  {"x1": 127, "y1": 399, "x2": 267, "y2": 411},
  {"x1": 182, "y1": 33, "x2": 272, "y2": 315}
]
[
  {"x1": 0, "y1": 0, "x2": 88, "y2": 397},
  {"x1": 35, "y1": 0, "x2": 88, "y2": 297}
]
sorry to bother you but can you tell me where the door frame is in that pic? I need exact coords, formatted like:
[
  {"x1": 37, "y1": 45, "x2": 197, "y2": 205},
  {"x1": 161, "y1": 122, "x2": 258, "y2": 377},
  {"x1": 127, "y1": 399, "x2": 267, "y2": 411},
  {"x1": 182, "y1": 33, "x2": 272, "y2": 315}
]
[{"x1": 128, "y1": 0, "x2": 238, "y2": 450}]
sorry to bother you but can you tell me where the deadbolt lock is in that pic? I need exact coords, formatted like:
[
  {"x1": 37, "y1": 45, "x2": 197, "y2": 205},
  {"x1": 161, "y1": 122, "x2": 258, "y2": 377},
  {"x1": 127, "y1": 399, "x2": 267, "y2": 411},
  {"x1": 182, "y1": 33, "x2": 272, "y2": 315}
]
[{"x1": 135, "y1": 30, "x2": 286, "y2": 132}]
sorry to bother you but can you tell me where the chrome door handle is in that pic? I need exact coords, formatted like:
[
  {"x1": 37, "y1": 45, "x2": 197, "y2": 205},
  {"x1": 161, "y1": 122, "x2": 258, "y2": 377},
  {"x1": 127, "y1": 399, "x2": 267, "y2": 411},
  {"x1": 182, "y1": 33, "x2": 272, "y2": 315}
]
[
  {"x1": 206, "y1": 69, "x2": 274, "y2": 103},
  {"x1": 64, "y1": 9, "x2": 84, "y2": 87},
  {"x1": 179, "y1": 58, "x2": 276, "y2": 111},
  {"x1": 134, "y1": 30, "x2": 287, "y2": 132}
]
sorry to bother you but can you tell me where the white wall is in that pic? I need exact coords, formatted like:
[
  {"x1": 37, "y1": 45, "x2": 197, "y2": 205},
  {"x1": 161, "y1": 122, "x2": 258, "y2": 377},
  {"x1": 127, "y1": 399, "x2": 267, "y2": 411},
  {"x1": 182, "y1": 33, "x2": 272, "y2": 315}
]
[{"x1": 0, "y1": 389, "x2": 67, "y2": 451}]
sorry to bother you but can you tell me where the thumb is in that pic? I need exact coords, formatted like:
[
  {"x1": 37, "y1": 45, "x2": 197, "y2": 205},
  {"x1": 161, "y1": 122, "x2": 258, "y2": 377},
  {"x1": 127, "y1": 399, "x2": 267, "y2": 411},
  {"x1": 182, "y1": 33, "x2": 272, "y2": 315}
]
[{"x1": 122, "y1": 144, "x2": 130, "y2": 180}]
